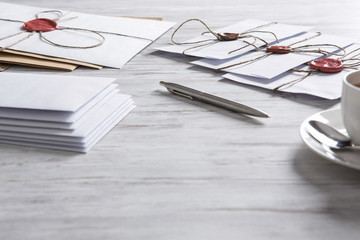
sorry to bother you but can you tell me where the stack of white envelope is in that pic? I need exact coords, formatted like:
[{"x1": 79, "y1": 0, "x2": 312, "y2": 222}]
[
  {"x1": 157, "y1": 19, "x2": 358, "y2": 100},
  {"x1": 0, "y1": 73, "x2": 135, "y2": 153}
]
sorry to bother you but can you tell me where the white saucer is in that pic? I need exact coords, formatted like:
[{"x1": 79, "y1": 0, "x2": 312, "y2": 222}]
[{"x1": 300, "y1": 108, "x2": 360, "y2": 170}]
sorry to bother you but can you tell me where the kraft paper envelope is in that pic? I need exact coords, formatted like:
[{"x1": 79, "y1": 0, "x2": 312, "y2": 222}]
[
  {"x1": 1, "y1": 49, "x2": 103, "y2": 69},
  {"x1": 0, "y1": 2, "x2": 175, "y2": 68},
  {"x1": 0, "y1": 63, "x2": 11, "y2": 71},
  {"x1": 157, "y1": 19, "x2": 312, "y2": 59},
  {"x1": 0, "y1": 52, "x2": 78, "y2": 71}
]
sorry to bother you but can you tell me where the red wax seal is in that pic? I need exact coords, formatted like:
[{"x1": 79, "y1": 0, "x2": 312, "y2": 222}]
[
  {"x1": 266, "y1": 46, "x2": 292, "y2": 54},
  {"x1": 23, "y1": 18, "x2": 58, "y2": 32},
  {"x1": 309, "y1": 58, "x2": 344, "y2": 73},
  {"x1": 217, "y1": 32, "x2": 239, "y2": 41}
]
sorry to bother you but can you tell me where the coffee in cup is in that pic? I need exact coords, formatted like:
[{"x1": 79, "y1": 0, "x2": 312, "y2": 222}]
[{"x1": 342, "y1": 70, "x2": 360, "y2": 145}]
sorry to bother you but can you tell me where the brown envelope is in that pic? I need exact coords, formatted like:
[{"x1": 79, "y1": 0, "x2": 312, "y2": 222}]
[
  {"x1": 1, "y1": 49, "x2": 103, "y2": 70},
  {"x1": 0, "y1": 52, "x2": 79, "y2": 71},
  {"x1": 0, "y1": 63, "x2": 11, "y2": 72}
]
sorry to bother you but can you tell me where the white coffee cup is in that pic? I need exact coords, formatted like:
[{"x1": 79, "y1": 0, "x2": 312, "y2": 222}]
[{"x1": 342, "y1": 70, "x2": 360, "y2": 145}]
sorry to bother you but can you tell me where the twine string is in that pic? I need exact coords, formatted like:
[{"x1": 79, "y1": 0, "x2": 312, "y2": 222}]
[
  {"x1": 0, "y1": 10, "x2": 153, "y2": 51},
  {"x1": 0, "y1": 18, "x2": 25, "y2": 23},
  {"x1": 292, "y1": 43, "x2": 346, "y2": 57},
  {"x1": 171, "y1": 19, "x2": 279, "y2": 56},
  {"x1": 273, "y1": 48, "x2": 360, "y2": 91},
  {"x1": 273, "y1": 70, "x2": 315, "y2": 91},
  {"x1": 1, "y1": 31, "x2": 36, "y2": 51},
  {"x1": 171, "y1": 19, "x2": 220, "y2": 45},
  {"x1": 36, "y1": 10, "x2": 63, "y2": 21},
  {"x1": 218, "y1": 32, "x2": 346, "y2": 71},
  {"x1": 217, "y1": 32, "x2": 323, "y2": 70},
  {"x1": 182, "y1": 40, "x2": 218, "y2": 56},
  {"x1": 39, "y1": 27, "x2": 105, "y2": 49},
  {"x1": 242, "y1": 22, "x2": 278, "y2": 34},
  {"x1": 36, "y1": 10, "x2": 79, "y2": 23},
  {"x1": 242, "y1": 30, "x2": 279, "y2": 43},
  {"x1": 340, "y1": 47, "x2": 360, "y2": 59},
  {"x1": 287, "y1": 32, "x2": 322, "y2": 47},
  {"x1": 0, "y1": 30, "x2": 27, "y2": 41},
  {"x1": 227, "y1": 33, "x2": 274, "y2": 55},
  {"x1": 228, "y1": 37, "x2": 257, "y2": 54},
  {"x1": 216, "y1": 52, "x2": 272, "y2": 71}
]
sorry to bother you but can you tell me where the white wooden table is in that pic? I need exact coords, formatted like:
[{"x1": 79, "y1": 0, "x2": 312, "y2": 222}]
[{"x1": 1, "y1": 0, "x2": 360, "y2": 239}]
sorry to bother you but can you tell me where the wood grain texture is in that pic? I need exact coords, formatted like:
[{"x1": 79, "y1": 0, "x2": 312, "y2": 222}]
[{"x1": 1, "y1": 0, "x2": 360, "y2": 239}]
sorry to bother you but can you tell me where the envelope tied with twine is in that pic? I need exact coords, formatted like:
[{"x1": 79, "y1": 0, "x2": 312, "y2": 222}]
[{"x1": 0, "y1": 2, "x2": 174, "y2": 71}]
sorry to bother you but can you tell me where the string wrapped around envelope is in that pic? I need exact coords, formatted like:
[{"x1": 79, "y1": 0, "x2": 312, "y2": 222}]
[
  {"x1": 217, "y1": 32, "x2": 347, "y2": 71},
  {"x1": 0, "y1": 10, "x2": 153, "y2": 50},
  {"x1": 171, "y1": 19, "x2": 280, "y2": 56},
  {"x1": 273, "y1": 46, "x2": 360, "y2": 91}
]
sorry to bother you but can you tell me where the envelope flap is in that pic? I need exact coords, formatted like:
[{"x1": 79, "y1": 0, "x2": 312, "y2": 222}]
[{"x1": 0, "y1": 73, "x2": 115, "y2": 112}]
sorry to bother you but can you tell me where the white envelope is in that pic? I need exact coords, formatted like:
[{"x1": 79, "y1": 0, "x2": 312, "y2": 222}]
[
  {"x1": 222, "y1": 43, "x2": 360, "y2": 99},
  {"x1": 0, "y1": 72, "x2": 115, "y2": 111},
  {"x1": 0, "y1": 88, "x2": 120, "y2": 129},
  {"x1": 0, "y1": 73, "x2": 122, "y2": 122},
  {"x1": 0, "y1": 102, "x2": 136, "y2": 152},
  {"x1": 0, "y1": 94, "x2": 133, "y2": 140},
  {"x1": 223, "y1": 69, "x2": 347, "y2": 100},
  {"x1": 157, "y1": 19, "x2": 312, "y2": 59},
  {"x1": 0, "y1": 2, "x2": 175, "y2": 68},
  {"x1": 0, "y1": 103, "x2": 134, "y2": 147},
  {"x1": 192, "y1": 32, "x2": 356, "y2": 79}
]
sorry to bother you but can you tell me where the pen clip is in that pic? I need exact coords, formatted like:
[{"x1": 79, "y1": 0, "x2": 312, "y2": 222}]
[{"x1": 167, "y1": 88, "x2": 194, "y2": 100}]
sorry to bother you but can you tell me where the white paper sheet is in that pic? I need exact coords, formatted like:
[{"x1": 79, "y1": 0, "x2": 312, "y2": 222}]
[
  {"x1": 157, "y1": 19, "x2": 312, "y2": 59},
  {"x1": 0, "y1": 2, "x2": 175, "y2": 68},
  {"x1": 192, "y1": 32, "x2": 356, "y2": 79}
]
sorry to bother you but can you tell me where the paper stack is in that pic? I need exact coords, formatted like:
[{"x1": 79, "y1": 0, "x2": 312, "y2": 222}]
[
  {"x1": 0, "y1": 73, "x2": 135, "y2": 152},
  {"x1": 157, "y1": 19, "x2": 358, "y2": 99},
  {"x1": 0, "y1": 2, "x2": 175, "y2": 71}
]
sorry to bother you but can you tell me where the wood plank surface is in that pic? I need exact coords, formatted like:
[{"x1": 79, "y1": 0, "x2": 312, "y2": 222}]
[{"x1": 1, "y1": 0, "x2": 360, "y2": 239}]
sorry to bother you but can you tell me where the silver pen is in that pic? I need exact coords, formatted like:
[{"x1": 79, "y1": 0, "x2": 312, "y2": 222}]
[{"x1": 160, "y1": 81, "x2": 270, "y2": 118}]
